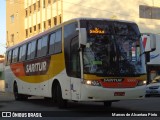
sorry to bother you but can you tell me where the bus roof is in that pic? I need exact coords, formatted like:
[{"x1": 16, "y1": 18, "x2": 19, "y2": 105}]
[
  {"x1": 67, "y1": 17, "x2": 136, "y2": 24},
  {"x1": 6, "y1": 17, "x2": 136, "y2": 51}
]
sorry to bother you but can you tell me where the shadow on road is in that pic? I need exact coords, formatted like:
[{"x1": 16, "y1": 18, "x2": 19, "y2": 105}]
[{"x1": 18, "y1": 98, "x2": 140, "y2": 117}]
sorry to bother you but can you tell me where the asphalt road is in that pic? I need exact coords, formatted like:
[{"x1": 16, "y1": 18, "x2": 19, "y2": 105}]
[{"x1": 0, "y1": 92, "x2": 160, "y2": 119}]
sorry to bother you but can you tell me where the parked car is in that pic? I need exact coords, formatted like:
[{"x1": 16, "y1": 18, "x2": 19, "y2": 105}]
[{"x1": 146, "y1": 76, "x2": 160, "y2": 97}]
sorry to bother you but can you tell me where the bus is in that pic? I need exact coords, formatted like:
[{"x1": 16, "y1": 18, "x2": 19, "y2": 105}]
[{"x1": 5, "y1": 18, "x2": 147, "y2": 108}]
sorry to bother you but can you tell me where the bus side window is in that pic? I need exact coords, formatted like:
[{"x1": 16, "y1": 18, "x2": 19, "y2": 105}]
[
  {"x1": 12, "y1": 48, "x2": 18, "y2": 63},
  {"x1": 70, "y1": 36, "x2": 81, "y2": 78},
  {"x1": 27, "y1": 42, "x2": 32, "y2": 60},
  {"x1": 37, "y1": 38, "x2": 42, "y2": 57},
  {"x1": 19, "y1": 45, "x2": 27, "y2": 62},
  {"x1": 30, "y1": 40, "x2": 36, "y2": 59},
  {"x1": 49, "y1": 28, "x2": 62, "y2": 54},
  {"x1": 27, "y1": 40, "x2": 36, "y2": 60},
  {"x1": 7, "y1": 50, "x2": 12, "y2": 65},
  {"x1": 21, "y1": 44, "x2": 27, "y2": 61},
  {"x1": 54, "y1": 29, "x2": 62, "y2": 54},
  {"x1": 19, "y1": 46, "x2": 23, "y2": 62},
  {"x1": 49, "y1": 32, "x2": 56, "y2": 54},
  {"x1": 37, "y1": 35, "x2": 48, "y2": 57},
  {"x1": 41, "y1": 35, "x2": 48, "y2": 56}
]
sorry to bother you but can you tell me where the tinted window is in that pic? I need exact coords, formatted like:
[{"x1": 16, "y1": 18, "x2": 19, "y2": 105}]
[
  {"x1": 49, "y1": 28, "x2": 62, "y2": 54},
  {"x1": 19, "y1": 46, "x2": 23, "y2": 61},
  {"x1": 27, "y1": 43, "x2": 32, "y2": 60},
  {"x1": 37, "y1": 38, "x2": 42, "y2": 57},
  {"x1": 54, "y1": 29, "x2": 62, "y2": 53},
  {"x1": 70, "y1": 36, "x2": 81, "y2": 78},
  {"x1": 41, "y1": 36, "x2": 48, "y2": 56},
  {"x1": 64, "y1": 22, "x2": 79, "y2": 77},
  {"x1": 37, "y1": 35, "x2": 48, "y2": 57},
  {"x1": 64, "y1": 22, "x2": 77, "y2": 38},
  {"x1": 21, "y1": 44, "x2": 27, "y2": 61},
  {"x1": 49, "y1": 33, "x2": 56, "y2": 54},
  {"x1": 30, "y1": 41, "x2": 36, "y2": 59},
  {"x1": 7, "y1": 50, "x2": 12, "y2": 65},
  {"x1": 12, "y1": 48, "x2": 19, "y2": 63}
]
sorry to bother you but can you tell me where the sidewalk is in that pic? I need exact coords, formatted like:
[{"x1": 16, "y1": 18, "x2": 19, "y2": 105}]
[
  {"x1": 0, "y1": 91, "x2": 14, "y2": 101},
  {"x1": 0, "y1": 80, "x2": 5, "y2": 92}
]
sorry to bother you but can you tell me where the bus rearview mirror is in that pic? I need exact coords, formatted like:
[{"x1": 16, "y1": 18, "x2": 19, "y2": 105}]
[
  {"x1": 76, "y1": 28, "x2": 87, "y2": 46},
  {"x1": 142, "y1": 33, "x2": 156, "y2": 53}
]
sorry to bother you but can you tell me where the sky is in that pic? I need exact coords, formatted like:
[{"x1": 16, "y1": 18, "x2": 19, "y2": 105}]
[{"x1": 0, "y1": 0, "x2": 6, "y2": 55}]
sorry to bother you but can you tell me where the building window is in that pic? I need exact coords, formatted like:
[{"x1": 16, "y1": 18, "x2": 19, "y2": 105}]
[
  {"x1": 10, "y1": 15, "x2": 14, "y2": 23},
  {"x1": 10, "y1": 0, "x2": 14, "y2": 4},
  {"x1": 44, "y1": 21, "x2": 46, "y2": 30},
  {"x1": 34, "y1": 3, "x2": 36, "y2": 12},
  {"x1": 11, "y1": 34, "x2": 14, "y2": 43},
  {"x1": 25, "y1": 9, "x2": 28, "y2": 17},
  {"x1": 34, "y1": 25, "x2": 36, "y2": 31},
  {"x1": 30, "y1": 6, "x2": 32, "y2": 14},
  {"x1": 54, "y1": 17, "x2": 57, "y2": 25},
  {"x1": 48, "y1": 0, "x2": 51, "y2": 4},
  {"x1": 30, "y1": 27, "x2": 32, "y2": 33},
  {"x1": 38, "y1": 1, "x2": 40, "y2": 10},
  {"x1": 26, "y1": 29, "x2": 28, "y2": 37},
  {"x1": 53, "y1": 0, "x2": 56, "y2": 3},
  {"x1": 48, "y1": 19, "x2": 51, "y2": 28},
  {"x1": 139, "y1": 5, "x2": 160, "y2": 19},
  {"x1": 38, "y1": 23, "x2": 41, "y2": 32},
  {"x1": 59, "y1": 14, "x2": 62, "y2": 23},
  {"x1": 43, "y1": 0, "x2": 46, "y2": 8}
]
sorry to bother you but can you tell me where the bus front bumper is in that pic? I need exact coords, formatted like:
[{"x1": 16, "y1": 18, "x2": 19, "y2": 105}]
[{"x1": 80, "y1": 85, "x2": 146, "y2": 101}]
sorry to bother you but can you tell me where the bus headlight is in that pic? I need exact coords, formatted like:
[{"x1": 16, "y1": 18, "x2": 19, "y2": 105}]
[
  {"x1": 137, "y1": 80, "x2": 147, "y2": 86},
  {"x1": 85, "y1": 80, "x2": 101, "y2": 86}
]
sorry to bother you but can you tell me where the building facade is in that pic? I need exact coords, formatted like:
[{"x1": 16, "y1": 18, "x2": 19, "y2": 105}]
[{"x1": 6, "y1": 0, "x2": 160, "y2": 47}]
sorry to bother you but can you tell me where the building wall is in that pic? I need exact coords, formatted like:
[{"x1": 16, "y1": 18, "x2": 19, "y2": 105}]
[
  {"x1": 24, "y1": 0, "x2": 62, "y2": 38},
  {"x1": 6, "y1": 0, "x2": 160, "y2": 47},
  {"x1": 63, "y1": 0, "x2": 160, "y2": 34},
  {"x1": 6, "y1": 0, "x2": 25, "y2": 47},
  {"x1": 6, "y1": 0, "x2": 62, "y2": 47}
]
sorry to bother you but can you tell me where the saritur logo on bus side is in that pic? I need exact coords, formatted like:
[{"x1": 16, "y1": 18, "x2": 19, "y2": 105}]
[{"x1": 24, "y1": 56, "x2": 51, "y2": 76}]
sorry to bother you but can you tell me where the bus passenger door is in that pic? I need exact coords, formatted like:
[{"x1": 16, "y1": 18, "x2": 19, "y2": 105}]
[{"x1": 70, "y1": 36, "x2": 82, "y2": 101}]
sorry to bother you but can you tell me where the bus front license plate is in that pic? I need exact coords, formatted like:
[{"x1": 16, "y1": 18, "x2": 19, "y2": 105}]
[{"x1": 114, "y1": 92, "x2": 125, "y2": 96}]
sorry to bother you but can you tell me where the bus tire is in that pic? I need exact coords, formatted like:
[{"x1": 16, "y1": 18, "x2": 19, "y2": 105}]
[
  {"x1": 13, "y1": 83, "x2": 27, "y2": 101},
  {"x1": 145, "y1": 94, "x2": 150, "y2": 97},
  {"x1": 52, "y1": 84, "x2": 57, "y2": 103},
  {"x1": 104, "y1": 101, "x2": 112, "y2": 108},
  {"x1": 56, "y1": 83, "x2": 67, "y2": 108}
]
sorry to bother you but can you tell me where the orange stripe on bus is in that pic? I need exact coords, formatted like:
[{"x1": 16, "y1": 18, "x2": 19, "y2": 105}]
[{"x1": 11, "y1": 63, "x2": 25, "y2": 77}]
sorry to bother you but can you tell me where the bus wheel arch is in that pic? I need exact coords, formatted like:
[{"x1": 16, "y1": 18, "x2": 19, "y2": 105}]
[
  {"x1": 13, "y1": 81, "x2": 27, "y2": 101},
  {"x1": 13, "y1": 81, "x2": 19, "y2": 100},
  {"x1": 52, "y1": 79, "x2": 68, "y2": 108},
  {"x1": 52, "y1": 79, "x2": 59, "y2": 103}
]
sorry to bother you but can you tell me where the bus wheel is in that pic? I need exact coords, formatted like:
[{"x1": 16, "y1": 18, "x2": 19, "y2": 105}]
[
  {"x1": 13, "y1": 83, "x2": 27, "y2": 101},
  {"x1": 56, "y1": 83, "x2": 67, "y2": 108},
  {"x1": 52, "y1": 85, "x2": 57, "y2": 103},
  {"x1": 145, "y1": 94, "x2": 150, "y2": 97},
  {"x1": 104, "y1": 101, "x2": 112, "y2": 108}
]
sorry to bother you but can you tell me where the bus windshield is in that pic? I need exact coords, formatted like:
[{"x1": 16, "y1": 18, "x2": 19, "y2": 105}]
[{"x1": 80, "y1": 20, "x2": 145, "y2": 77}]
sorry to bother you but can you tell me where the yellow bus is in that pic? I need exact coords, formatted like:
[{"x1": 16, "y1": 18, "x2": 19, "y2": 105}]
[{"x1": 5, "y1": 18, "x2": 147, "y2": 108}]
